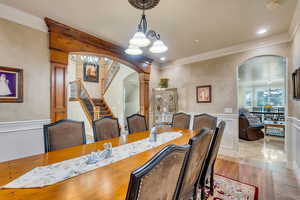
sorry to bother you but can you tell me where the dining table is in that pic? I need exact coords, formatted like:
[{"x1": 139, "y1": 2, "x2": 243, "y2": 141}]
[{"x1": 0, "y1": 128, "x2": 196, "y2": 200}]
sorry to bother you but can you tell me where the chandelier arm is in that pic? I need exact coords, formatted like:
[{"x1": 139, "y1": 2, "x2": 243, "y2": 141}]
[{"x1": 147, "y1": 30, "x2": 160, "y2": 40}]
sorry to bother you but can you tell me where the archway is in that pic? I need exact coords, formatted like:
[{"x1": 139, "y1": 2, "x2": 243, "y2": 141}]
[
  {"x1": 237, "y1": 55, "x2": 288, "y2": 162},
  {"x1": 45, "y1": 18, "x2": 153, "y2": 124}
]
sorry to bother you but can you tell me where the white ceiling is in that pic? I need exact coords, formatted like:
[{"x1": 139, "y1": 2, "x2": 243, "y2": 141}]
[{"x1": 0, "y1": 0, "x2": 297, "y2": 63}]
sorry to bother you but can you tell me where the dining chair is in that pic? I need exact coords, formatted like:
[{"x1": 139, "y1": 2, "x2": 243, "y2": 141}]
[
  {"x1": 172, "y1": 112, "x2": 191, "y2": 130},
  {"x1": 43, "y1": 119, "x2": 86, "y2": 152},
  {"x1": 176, "y1": 128, "x2": 213, "y2": 200},
  {"x1": 127, "y1": 114, "x2": 147, "y2": 134},
  {"x1": 92, "y1": 116, "x2": 120, "y2": 142},
  {"x1": 126, "y1": 144, "x2": 191, "y2": 200},
  {"x1": 199, "y1": 121, "x2": 226, "y2": 200},
  {"x1": 192, "y1": 113, "x2": 217, "y2": 131}
]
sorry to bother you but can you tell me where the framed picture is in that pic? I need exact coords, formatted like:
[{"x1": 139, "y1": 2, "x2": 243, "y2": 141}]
[
  {"x1": 196, "y1": 85, "x2": 211, "y2": 103},
  {"x1": 0, "y1": 66, "x2": 23, "y2": 103},
  {"x1": 83, "y1": 62, "x2": 99, "y2": 82}
]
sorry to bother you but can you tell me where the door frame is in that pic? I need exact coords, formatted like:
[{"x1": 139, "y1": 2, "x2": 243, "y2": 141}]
[{"x1": 45, "y1": 18, "x2": 153, "y2": 123}]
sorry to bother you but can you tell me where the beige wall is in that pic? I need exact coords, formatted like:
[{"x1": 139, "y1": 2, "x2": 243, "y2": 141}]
[
  {"x1": 157, "y1": 43, "x2": 291, "y2": 114},
  {"x1": 290, "y1": 28, "x2": 300, "y2": 119},
  {"x1": 0, "y1": 18, "x2": 50, "y2": 122}
]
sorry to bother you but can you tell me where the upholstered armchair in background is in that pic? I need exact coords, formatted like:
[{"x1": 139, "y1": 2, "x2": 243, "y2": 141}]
[{"x1": 239, "y1": 115, "x2": 264, "y2": 141}]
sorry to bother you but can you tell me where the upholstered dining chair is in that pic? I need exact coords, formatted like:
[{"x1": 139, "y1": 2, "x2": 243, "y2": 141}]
[
  {"x1": 126, "y1": 144, "x2": 190, "y2": 200},
  {"x1": 172, "y1": 112, "x2": 191, "y2": 130},
  {"x1": 176, "y1": 128, "x2": 213, "y2": 200},
  {"x1": 92, "y1": 116, "x2": 120, "y2": 142},
  {"x1": 199, "y1": 121, "x2": 226, "y2": 200},
  {"x1": 127, "y1": 114, "x2": 147, "y2": 134},
  {"x1": 192, "y1": 113, "x2": 217, "y2": 131},
  {"x1": 43, "y1": 119, "x2": 86, "y2": 152}
]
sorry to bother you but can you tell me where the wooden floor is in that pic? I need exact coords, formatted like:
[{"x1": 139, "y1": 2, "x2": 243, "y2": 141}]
[{"x1": 215, "y1": 156, "x2": 300, "y2": 200}]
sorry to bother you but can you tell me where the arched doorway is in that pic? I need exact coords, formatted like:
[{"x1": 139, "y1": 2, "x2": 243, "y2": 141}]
[
  {"x1": 237, "y1": 55, "x2": 287, "y2": 163},
  {"x1": 45, "y1": 18, "x2": 152, "y2": 124}
]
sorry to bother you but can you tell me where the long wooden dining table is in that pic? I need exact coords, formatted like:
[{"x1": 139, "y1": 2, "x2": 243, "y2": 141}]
[{"x1": 0, "y1": 128, "x2": 197, "y2": 200}]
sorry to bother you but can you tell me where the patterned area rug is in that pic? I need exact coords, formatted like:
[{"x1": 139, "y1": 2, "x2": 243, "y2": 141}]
[{"x1": 206, "y1": 174, "x2": 259, "y2": 200}]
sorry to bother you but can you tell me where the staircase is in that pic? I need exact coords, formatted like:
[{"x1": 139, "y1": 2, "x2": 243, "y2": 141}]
[
  {"x1": 69, "y1": 58, "x2": 120, "y2": 125},
  {"x1": 69, "y1": 80, "x2": 114, "y2": 125},
  {"x1": 93, "y1": 98, "x2": 113, "y2": 117}
]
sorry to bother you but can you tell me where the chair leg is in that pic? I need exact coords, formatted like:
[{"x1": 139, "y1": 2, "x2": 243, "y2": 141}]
[
  {"x1": 210, "y1": 164, "x2": 215, "y2": 196},
  {"x1": 200, "y1": 186, "x2": 206, "y2": 200}
]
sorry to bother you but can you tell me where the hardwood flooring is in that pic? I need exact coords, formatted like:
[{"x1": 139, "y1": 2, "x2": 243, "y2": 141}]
[{"x1": 215, "y1": 156, "x2": 300, "y2": 200}]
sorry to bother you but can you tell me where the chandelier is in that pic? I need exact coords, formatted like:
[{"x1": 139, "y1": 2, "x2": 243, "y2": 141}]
[{"x1": 125, "y1": 0, "x2": 168, "y2": 55}]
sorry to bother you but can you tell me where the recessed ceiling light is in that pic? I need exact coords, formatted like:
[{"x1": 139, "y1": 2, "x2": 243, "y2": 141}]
[
  {"x1": 160, "y1": 57, "x2": 166, "y2": 61},
  {"x1": 257, "y1": 28, "x2": 268, "y2": 35}
]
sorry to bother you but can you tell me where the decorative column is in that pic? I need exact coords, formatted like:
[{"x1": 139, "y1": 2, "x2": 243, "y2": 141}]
[{"x1": 139, "y1": 72, "x2": 150, "y2": 125}]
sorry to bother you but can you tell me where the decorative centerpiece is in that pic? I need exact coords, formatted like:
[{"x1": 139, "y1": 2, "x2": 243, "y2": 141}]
[{"x1": 159, "y1": 78, "x2": 169, "y2": 88}]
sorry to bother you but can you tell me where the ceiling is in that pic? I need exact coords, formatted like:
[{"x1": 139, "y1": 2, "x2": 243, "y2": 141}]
[{"x1": 0, "y1": 0, "x2": 297, "y2": 63}]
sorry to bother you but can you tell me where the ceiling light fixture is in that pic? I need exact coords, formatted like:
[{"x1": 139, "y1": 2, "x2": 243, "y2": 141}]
[
  {"x1": 257, "y1": 28, "x2": 268, "y2": 35},
  {"x1": 266, "y1": 0, "x2": 280, "y2": 10},
  {"x1": 125, "y1": 0, "x2": 168, "y2": 55},
  {"x1": 160, "y1": 57, "x2": 166, "y2": 61}
]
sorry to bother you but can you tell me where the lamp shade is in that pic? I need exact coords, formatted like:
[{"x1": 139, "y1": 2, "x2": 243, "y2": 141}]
[
  {"x1": 129, "y1": 32, "x2": 151, "y2": 47},
  {"x1": 125, "y1": 44, "x2": 143, "y2": 55},
  {"x1": 149, "y1": 40, "x2": 168, "y2": 53}
]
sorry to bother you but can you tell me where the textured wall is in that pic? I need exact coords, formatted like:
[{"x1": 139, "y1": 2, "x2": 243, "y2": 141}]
[
  {"x1": 158, "y1": 43, "x2": 291, "y2": 114},
  {"x1": 0, "y1": 18, "x2": 50, "y2": 121}
]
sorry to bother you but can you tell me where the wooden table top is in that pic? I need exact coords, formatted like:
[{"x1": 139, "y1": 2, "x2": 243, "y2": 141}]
[{"x1": 0, "y1": 128, "x2": 196, "y2": 200}]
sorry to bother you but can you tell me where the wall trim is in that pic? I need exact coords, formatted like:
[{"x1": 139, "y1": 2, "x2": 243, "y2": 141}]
[
  {"x1": 162, "y1": 33, "x2": 290, "y2": 68},
  {"x1": 0, "y1": 119, "x2": 50, "y2": 162},
  {"x1": 0, "y1": 119, "x2": 50, "y2": 133},
  {"x1": 286, "y1": 116, "x2": 300, "y2": 184},
  {"x1": 294, "y1": 161, "x2": 300, "y2": 186},
  {"x1": 0, "y1": 3, "x2": 47, "y2": 32},
  {"x1": 187, "y1": 112, "x2": 239, "y2": 156}
]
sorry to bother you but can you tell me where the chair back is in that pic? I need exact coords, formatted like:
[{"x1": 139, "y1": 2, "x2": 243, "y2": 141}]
[
  {"x1": 93, "y1": 117, "x2": 120, "y2": 141},
  {"x1": 192, "y1": 113, "x2": 217, "y2": 131},
  {"x1": 200, "y1": 121, "x2": 226, "y2": 183},
  {"x1": 43, "y1": 120, "x2": 86, "y2": 152},
  {"x1": 127, "y1": 114, "x2": 147, "y2": 134},
  {"x1": 177, "y1": 128, "x2": 213, "y2": 199},
  {"x1": 172, "y1": 112, "x2": 191, "y2": 130},
  {"x1": 126, "y1": 144, "x2": 190, "y2": 200}
]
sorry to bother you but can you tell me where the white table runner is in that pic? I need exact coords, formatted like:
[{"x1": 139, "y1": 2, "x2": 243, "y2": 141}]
[{"x1": 2, "y1": 131, "x2": 182, "y2": 189}]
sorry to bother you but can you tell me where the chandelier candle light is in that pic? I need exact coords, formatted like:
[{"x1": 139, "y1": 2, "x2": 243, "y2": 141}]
[{"x1": 125, "y1": 0, "x2": 168, "y2": 55}]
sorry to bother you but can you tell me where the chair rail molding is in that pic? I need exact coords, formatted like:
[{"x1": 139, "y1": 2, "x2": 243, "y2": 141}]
[
  {"x1": 0, "y1": 119, "x2": 50, "y2": 162},
  {"x1": 188, "y1": 113, "x2": 239, "y2": 156},
  {"x1": 286, "y1": 116, "x2": 300, "y2": 185}
]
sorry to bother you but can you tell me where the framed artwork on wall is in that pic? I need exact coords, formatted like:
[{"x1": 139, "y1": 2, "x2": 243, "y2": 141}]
[
  {"x1": 0, "y1": 66, "x2": 23, "y2": 103},
  {"x1": 83, "y1": 62, "x2": 99, "y2": 82},
  {"x1": 196, "y1": 85, "x2": 211, "y2": 103}
]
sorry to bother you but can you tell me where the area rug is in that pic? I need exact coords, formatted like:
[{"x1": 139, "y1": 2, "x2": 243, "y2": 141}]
[{"x1": 205, "y1": 174, "x2": 259, "y2": 200}]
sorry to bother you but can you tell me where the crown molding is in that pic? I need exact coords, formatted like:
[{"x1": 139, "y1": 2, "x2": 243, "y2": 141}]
[
  {"x1": 0, "y1": 3, "x2": 47, "y2": 32},
  {"x1": 289, "y1": 0, "x2": 300, "y2": 40},
  {"x1": 162, "y1": 32, "x2": 291, "y2": 68}
]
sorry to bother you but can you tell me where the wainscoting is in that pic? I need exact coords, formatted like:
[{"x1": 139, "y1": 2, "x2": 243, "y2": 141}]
[
  {"x1": 188, "y1": 113, "x2": 239, "y2": 156},
  {"x1": 0, "y1": 119, "x2": 50, "y2": 162},
  {"x1": 286, "y1": 116, "x2": 300, "y2": 184},
  {"x1": 0, "y1": 114, "x2": 239, "y2": 162}
]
